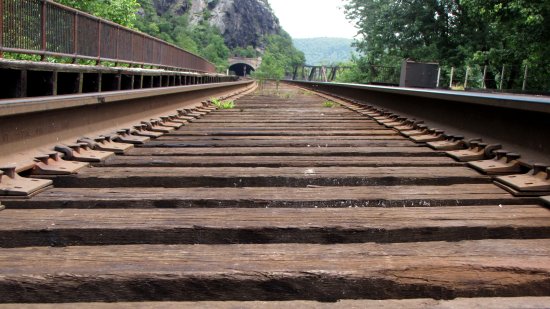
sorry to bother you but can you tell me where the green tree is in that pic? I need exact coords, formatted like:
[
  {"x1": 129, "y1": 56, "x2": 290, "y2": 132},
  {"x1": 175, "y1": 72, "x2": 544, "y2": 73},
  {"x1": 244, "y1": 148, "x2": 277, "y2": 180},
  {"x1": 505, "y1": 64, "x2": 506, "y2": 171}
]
[
  {"x1": 335, "y1": 57, "x2": 369, "y2": 83},
  {"x1": 345, "y1": 0, "x2": 550, "y2": 91},
  {"x1": 345, "y1": 0, "x2": 462, "y2": 66},
  {"x1": 460, "y1": 0, "x2": 550, "y2": 89},
  {"x1": 254, "y1": 32, "x2": 305, "y2": 80},
  {"x1": 254, "y1": 51, "x2": 285, "y2": 80},
  {"x1": 54, "y1": 0, "x2": 141, "y2": 27},
  {"x1": 233, "y1": 46, "x2": 260, "y2": 58},
  {"x1": 200, "y1": 32, "x2": 230, "y2": 71}
]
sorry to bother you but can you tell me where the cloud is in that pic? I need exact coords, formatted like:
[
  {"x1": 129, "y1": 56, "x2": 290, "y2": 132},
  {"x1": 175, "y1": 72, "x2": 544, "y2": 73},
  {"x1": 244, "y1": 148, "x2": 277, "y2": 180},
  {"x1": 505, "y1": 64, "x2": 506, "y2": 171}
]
[{"x1": 268, "y1": 0, "x2": 357, "y2": 38}]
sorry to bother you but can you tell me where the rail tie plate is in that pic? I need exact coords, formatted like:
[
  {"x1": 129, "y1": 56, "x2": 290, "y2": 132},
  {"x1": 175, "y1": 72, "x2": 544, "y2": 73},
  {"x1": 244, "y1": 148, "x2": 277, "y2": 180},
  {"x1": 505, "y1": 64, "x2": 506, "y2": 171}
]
[
  {"x1": 496, "y1": 164, "x2": 550, "y2": 196},
  {"x1": 468, "y1": 150, "x2": 523, "y2": 175},
  {"x1": 31, "y1": 152, "x2": 88, "y2": 175},
  {"x1": 0, "y1": 166, "x2": 52, "y2": 197}
]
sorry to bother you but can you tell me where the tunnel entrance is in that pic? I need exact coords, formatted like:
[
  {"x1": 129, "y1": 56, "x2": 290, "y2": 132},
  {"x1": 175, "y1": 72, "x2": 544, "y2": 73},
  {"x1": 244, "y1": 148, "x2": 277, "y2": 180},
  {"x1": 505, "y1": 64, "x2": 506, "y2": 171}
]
[{"x1": 229, "y1": 63, "x2": 255, "y2": 77}]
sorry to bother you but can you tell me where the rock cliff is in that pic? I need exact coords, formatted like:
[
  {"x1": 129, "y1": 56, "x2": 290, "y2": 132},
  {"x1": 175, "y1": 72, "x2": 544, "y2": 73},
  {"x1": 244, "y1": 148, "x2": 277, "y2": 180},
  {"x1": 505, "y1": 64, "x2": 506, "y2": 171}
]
[{"x1": 151, "y1": 0, "x2": 281, "y2": 49}]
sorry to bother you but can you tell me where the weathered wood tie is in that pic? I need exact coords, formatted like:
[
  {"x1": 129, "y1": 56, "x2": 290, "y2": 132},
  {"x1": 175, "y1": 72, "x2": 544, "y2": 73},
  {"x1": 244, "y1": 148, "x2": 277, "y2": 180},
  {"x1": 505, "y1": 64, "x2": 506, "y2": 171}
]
[{"x1": 0, "y1": 82, "x2": 549, "y2": 305}]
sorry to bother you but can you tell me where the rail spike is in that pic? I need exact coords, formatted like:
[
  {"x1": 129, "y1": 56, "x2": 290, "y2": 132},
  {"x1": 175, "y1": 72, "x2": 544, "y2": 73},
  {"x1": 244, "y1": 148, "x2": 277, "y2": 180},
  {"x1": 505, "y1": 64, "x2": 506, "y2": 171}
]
[
  {"x1": 428, "y1": 136, "x2": 473, "y2": 151},
  {"x1": 400, "y1": 124, "x2": 429, "y2": 138},
  {"x1": 133, "y1": 124, "x2": 164, "y2": 138},
  {"x1": 81, "y1": 136, "x2": 133, "y2": 153},
  {"x1": 410, "y1": 129, "x2": 445, "y2": 143},
  {"x1": 114, "y1": 129, "x2": 150, "y2": 145},
  {"x1": 54, "y1": 144, "x2": 113, "y2": 163},
  {"x1": 392, "y1": 119, "x2": 423, "y2": 132},
  {"x1": 446, "y1": 142, "x2": 502, "y2": 162}
]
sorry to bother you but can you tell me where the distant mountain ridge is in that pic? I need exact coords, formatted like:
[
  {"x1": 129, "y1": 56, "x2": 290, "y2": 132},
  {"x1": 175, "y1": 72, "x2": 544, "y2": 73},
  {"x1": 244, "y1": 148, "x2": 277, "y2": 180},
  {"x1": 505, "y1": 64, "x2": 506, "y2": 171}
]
[{"x1": 293, "y1": 37, "x2": 355, "y2": 65}]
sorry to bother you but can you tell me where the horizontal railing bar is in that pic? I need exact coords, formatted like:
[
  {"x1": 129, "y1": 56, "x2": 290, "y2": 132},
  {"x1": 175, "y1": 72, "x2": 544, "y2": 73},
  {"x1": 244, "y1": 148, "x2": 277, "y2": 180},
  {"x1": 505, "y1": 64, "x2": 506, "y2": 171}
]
[{"x1": 0, "y1": 48, "x2": 206, "y2": 73}]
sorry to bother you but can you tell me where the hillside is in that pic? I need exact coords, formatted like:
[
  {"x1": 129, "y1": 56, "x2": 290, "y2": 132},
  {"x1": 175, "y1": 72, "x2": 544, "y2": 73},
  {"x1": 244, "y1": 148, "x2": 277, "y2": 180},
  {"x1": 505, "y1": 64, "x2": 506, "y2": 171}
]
[
  {"x1": 293, "y1": 37, "x2": 355, "y2": 65},
  {"x1": 135, "y1": 0, "x2": 304, "y2": 72},
  {"x1": 143, "y1": 0, "x2": 280, "y2": 49}
]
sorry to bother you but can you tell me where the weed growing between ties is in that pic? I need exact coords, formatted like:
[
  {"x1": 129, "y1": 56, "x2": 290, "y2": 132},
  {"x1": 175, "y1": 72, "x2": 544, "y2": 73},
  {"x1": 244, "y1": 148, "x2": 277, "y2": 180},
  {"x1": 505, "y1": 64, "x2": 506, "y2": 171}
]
[
  {"x1": 211, "y1": 98, "x2": 235, "y2": 109},
  {"x1": 278, "y1": 92, "x2": 293, "y2": 99},
  {"x1": 323, "y1": 101, "x2": 335, "y2": 108}
]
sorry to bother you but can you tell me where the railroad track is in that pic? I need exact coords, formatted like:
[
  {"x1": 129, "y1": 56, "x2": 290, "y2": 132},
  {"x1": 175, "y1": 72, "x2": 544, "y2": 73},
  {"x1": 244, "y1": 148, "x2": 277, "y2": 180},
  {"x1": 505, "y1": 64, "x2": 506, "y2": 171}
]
[{"x1": 0, "y1": 82, "x2": 550, "y2": 307}]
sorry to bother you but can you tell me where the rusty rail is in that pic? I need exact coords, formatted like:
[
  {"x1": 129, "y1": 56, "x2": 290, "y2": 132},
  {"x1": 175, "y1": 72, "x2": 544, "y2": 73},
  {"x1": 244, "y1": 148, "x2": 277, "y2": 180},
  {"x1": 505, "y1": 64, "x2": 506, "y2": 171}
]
[
  {"x1": 287, "y1": 80, "x2": 550, "y2": 165},
  {"x1": 0, "y1": 0, "x2": 216, "y2": 73},
  {"x1": 0, "y1": 79, "x2": 256, "y2": 174}
]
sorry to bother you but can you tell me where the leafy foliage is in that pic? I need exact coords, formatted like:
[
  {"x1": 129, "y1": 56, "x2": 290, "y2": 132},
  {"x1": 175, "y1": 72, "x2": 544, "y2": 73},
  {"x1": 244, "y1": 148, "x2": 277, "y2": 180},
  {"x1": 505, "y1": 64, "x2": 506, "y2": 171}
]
[
  {"x1": 345, "y1": 0, "x2": 550, "y2": 90},
  {"x1": 335, "y1": 57, "x2": 367, "y2": 83},
  {"x1": 233, "y1": 46, "x2": 261, "y2": 58},
  {"x1": 345, "y1": 0, "x2": 462, "y2": 65},
  {"x1": 253, "y1": 32, "x2": 306, "y2": 80},
  {"x1": 54, "y1": 0, "x2": 140, "y2": 27},
  {"x1": 210, "y1": 98, "x2": 235, "y2": 109}
]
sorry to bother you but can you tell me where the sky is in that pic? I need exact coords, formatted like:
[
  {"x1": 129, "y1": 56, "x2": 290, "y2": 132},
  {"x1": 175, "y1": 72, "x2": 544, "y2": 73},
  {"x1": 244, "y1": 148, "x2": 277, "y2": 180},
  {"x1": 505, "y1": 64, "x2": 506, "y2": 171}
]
[{"x1": 267, "y1": 0, "x2": 358, "y2": 39}]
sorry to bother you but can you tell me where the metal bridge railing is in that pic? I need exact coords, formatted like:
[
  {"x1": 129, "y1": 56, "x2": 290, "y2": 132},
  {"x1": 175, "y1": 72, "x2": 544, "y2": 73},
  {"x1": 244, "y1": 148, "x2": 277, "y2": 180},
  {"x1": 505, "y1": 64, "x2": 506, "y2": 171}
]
[
  {"x1": 439, "y1": 64, "x2": 549, "y2": 93},
  {"x1": 291, "y1": 65, "x2": 400, "y2": 85},
  {"x1": 0, "y1": 0, "x2": 216, "y2": 73}
]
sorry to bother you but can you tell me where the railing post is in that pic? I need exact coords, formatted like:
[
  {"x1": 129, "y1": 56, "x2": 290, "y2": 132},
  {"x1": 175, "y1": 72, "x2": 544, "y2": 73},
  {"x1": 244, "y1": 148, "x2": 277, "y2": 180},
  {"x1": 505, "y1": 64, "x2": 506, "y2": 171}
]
[
  {"x1": 159, "y1": 42, "x2": 163, "y2": 69},
  {"x1": 96, "y1": 20, "x2": 101, "y2": 65},
  {"x1": 500, "y1": 65, "x2": 505, "y2": 90},
  {"x1": 436, "y1": 67, "x2": 441, "y2": 88},
  {"x1": 140, "y1": 34, "x2": 145, "y2": 68},
  {"x1": 129, "y1": 32, "x2": 134, "y2": 68},
  {"x1": 41, "y1": 0, "x2": 47, "y2": 61},
  {"x1": 0, "y1": 0, "x2": 4, "y2": 58},
  {"x1": 482, "y1": 65, "x2": 487, "y2": 89},
  {"x1": 449, "y1": 67, "x2": 454, "y2": 88},
  {"x1": 72, "y1": 12, "x2": 78, "y2": 63},
  {"x1": 521, "y1": 64, "x2": 529, "y2": 91},
  {"x1": 115, "y1": 26, "x2": 119, "y2": 66},
  {"x1": 464, "y1": 66, "x2": 470, "y2": 89}
]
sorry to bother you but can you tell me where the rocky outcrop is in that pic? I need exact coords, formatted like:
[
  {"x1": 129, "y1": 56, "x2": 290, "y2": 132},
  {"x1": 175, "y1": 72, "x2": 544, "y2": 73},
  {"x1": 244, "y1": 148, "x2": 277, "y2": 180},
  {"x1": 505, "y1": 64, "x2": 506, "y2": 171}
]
[
  {"x1": 152, "y1": 0, "x2": 281, "y2": 49},
  {"x1": 152, "y1": 0, "x2": 190, "y2": 15}
]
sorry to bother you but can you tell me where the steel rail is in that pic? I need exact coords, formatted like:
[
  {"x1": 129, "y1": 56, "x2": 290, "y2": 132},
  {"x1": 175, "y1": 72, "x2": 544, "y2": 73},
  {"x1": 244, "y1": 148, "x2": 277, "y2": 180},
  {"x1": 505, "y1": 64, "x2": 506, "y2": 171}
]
[
  {"x1": 0, "y1": 81, "x2": 251, "y2": 117},
  {"x1": 287, "y1": 80, "x2": 550, "y2": 164},
  {"x1": 0, "y1": 80, "x2": 255, "y2": 172}
]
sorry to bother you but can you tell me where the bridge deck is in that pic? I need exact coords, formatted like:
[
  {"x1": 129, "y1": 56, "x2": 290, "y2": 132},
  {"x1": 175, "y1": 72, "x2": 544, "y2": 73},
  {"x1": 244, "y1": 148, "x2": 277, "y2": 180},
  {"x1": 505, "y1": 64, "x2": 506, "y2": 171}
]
[{"x1": 1, "y1": 83, "x2": 550, "y2": 305}]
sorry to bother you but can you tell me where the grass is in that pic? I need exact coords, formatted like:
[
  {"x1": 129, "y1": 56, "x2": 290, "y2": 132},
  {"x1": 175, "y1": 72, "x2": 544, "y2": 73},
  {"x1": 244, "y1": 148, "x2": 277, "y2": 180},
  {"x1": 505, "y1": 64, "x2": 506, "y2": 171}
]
[
  {"x1": 323, "y1": 101, "x2": 335, "y2": 108},
  {"x1": 210, "y1": 97, "x2": 235, "y2": 109},
  {"x1": 278, "y1": 92, "x2": 293, "y2": 99}
]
